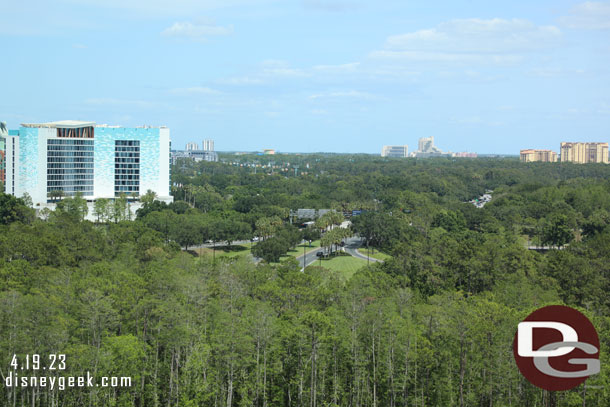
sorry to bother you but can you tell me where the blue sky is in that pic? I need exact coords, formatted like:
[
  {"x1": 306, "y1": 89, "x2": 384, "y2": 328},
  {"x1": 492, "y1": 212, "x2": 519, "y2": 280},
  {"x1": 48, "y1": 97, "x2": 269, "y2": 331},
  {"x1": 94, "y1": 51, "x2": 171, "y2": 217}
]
[{"x1": 1, "y1": 0, "x2": 609, "y2": 154}]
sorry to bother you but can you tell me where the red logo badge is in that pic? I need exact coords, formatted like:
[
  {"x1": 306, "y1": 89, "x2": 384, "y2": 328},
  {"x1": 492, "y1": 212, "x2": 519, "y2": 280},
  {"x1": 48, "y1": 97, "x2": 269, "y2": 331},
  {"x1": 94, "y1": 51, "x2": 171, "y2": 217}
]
[{"x1": 513, "y1": 305, "x2": 600, "y2": 391}]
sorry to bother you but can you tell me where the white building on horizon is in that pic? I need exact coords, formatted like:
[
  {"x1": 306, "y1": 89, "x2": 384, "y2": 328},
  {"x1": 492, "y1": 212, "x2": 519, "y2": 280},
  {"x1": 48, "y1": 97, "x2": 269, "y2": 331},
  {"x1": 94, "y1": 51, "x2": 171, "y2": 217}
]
[
  {"x1": 412, "y1": 136, "x2": 451, "y2": 158},
  {"x1": 185, "y1": 142, "x2": 199, "y2": 151},
  {"x1": 203, "y1": 139, "x2": 214, "y2": 152},
  {"x1": 381, "y1": 145, "x2": 409, "y2": 158}
]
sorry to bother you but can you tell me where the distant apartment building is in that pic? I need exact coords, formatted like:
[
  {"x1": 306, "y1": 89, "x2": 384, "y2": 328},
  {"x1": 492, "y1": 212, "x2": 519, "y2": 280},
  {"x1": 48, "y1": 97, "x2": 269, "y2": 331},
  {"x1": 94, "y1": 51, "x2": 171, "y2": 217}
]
[
  {"x1": 520, "y1": 149, "x2": 558, "y2": 163},
  {"x1": 381, "y1": 145, "x2": 408, "y2": 158},
  {"x1": 185, "y1": 142, "x2": 199, "y2": 151},
  {"x1": 172, "y1": 140, "x2": 218, "y2": 164},
  {"x1": 263, "y1": 149, "x2": 276, "y2": 155},
  {"x1": 560, "y1": 142, "x2": 609, "y2": 164},
  {"x1": 202, "y1": 139, "x2": 214, "y2": 152},
  {"x1": 5, "y1": 120, "x2": 172, "y2": 206}
]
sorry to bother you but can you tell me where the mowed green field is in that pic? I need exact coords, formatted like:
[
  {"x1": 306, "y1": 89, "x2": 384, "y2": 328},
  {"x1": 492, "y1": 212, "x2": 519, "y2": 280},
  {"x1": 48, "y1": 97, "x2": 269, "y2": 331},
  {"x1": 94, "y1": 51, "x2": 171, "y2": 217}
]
[
  {"x1": 193, "y1": 240, "x2": 322, "y2": 262},
  {"x1": 310, "y1": 254, "x2": 369, "y2": 280},
  {"x1": 286, "y1": 240, "x2": 321, "y2": 257},
  {"x1": 194, "y1": 241, "x2": 370, "y2": 280},
  {"x1": 270, "y1": 240, "x2": 322, "y2": 265}
]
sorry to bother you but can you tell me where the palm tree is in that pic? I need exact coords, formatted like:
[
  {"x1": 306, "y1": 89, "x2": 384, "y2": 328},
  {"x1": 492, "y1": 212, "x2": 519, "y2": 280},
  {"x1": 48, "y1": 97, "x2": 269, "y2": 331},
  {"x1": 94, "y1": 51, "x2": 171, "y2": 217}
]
[
  {"x1": 141, "y1": 189, "x2": 157, "y2": 206},
  {"x1": 0, "y1": 122, "x2": 7, "y2": 133}
]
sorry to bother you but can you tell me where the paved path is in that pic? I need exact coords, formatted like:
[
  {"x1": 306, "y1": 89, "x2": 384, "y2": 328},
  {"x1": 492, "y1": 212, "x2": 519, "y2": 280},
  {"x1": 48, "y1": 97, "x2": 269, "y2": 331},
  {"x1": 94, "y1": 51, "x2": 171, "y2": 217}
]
[
  {"x1": 295, "y1": 237, "x2": 384, "y2": 271},
  {"x1": 344, "y1": 237, "x2": 384, "y2": 263},
  {"x1": 295, "y1": 245, "x2": 324, "y2": 271}
]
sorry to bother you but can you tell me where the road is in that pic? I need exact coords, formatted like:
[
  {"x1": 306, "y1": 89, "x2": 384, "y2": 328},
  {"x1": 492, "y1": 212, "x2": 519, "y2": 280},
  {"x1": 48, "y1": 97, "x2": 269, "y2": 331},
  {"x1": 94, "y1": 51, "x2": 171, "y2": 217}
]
[
  {"x1": 295, "y1": 244, "x2": 324, "y2": 271},
  {"x1": 295, "y1": 236, "x2": 384, "y2": 271},
  {"x1": 344, "y1": 237, "x2": 384, "y2": 263},
  {"x1": 187, "y1": 236, "x2": 384, "y2": 270}
]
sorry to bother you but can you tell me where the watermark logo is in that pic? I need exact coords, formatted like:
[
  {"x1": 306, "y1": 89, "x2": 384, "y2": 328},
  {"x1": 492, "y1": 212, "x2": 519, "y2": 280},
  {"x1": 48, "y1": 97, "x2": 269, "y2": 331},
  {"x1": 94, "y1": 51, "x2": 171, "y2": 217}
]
[{"x1": 513, "y1": 305, "x2": 600, "y2": 391}]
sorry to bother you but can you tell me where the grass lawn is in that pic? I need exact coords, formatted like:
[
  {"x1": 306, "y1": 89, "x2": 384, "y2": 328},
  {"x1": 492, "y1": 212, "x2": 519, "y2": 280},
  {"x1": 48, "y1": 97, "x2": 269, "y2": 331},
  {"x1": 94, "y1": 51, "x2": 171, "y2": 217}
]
[
  {"x1": 357, "y1": 248, "x2": 392, "y2": 261},
  {"x1": 310, "y1": 254, "x2": 369, "y2": 280},
  {"x1": 268, "y1": 240, "x2": 322, "y2": 265},
  {"x1": 193, "y1": 243, "x2": 253, "y2": 259},
  {"x1": 286, "y1": 240, "x2": 321, "y2": 258}
]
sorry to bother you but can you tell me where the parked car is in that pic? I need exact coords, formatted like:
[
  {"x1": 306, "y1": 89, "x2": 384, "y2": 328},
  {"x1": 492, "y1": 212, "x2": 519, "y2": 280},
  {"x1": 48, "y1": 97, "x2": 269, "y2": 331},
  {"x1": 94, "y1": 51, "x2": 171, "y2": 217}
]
[{"x1": 316, "y1": 251, "x2": 324, "y2": 257}]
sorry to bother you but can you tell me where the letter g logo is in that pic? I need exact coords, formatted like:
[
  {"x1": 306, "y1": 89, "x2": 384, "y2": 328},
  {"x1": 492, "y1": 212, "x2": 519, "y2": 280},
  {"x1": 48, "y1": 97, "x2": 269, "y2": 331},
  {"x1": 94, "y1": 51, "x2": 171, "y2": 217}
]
[{"x1": 513, "y1": 305, "x2": 600, "y2": 391}]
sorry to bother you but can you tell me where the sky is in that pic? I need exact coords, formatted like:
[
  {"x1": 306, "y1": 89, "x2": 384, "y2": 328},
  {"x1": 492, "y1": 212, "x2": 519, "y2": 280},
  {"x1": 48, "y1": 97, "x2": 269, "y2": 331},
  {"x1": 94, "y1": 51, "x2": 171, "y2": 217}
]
[{"x1": 1, "y1": 0, "x2": 609, "y2": 154}]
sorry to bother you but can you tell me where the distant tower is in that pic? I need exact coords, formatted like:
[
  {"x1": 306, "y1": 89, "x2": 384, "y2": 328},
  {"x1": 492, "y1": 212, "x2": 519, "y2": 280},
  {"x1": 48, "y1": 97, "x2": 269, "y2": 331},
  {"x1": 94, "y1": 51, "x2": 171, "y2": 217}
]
[
  {"x1": 418, "y1": 136, "x2": 434, "y2": 153},
  {"x1": 185, "y1": 142, "x2": 199, "y2": 151},
  {"x1": 202, "y1": 139, "x2": 214, "y2": 152}
]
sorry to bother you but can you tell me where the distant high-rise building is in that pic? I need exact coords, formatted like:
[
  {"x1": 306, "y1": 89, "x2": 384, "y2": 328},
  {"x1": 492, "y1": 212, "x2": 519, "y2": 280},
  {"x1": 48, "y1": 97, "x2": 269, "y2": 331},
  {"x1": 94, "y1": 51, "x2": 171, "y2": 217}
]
[
  {"x1": 560, "y1": 142, "x2": 609, "y2": 164},
  {"x1": 185, "y1": 142, "x2": 199, "y2": 151},
  {"x1": 418, "y1": 136, "x2": 435, "y2": 153},
  {"x1": 263, "y1": 149, "x2": 275, "y2": 155},
  {"x1": 5, "y1": 120, "x2": 172, "y2": 206},
  {"x1": 381, "y1": 145, "x2": 408, "y2": 158},
  {"x1": 202, "y1": 139, "x2": 214, "y2": 152},
  {"x1": 520, "y1": 149, "x2": 558, "y2": 162},
  {"x1": 413, "y1": 136, "x2": 450, "y2": 157}
]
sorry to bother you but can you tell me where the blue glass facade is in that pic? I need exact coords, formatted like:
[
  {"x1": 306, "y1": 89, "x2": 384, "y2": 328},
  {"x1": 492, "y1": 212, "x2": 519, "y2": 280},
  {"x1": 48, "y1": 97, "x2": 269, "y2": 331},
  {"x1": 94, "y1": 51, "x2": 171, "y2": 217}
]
[
  {"x1": 47, "y1": 139, "x2": 94, "y2": 197},
  {"x1": 114, "y1": 140, "x2": 140, "y2": 196}
]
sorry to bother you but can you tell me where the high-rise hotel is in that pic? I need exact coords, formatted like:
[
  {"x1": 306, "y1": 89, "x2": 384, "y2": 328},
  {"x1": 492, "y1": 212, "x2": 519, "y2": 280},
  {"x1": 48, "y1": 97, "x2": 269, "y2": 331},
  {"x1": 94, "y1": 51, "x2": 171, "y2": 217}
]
[
  {"x1": 560, "y1": 142, "x2": 609, "y2": 164},
  {"x1": 4, "y1": 120, "x2": 172, "y2": 206},
  {"x1": 520, "y1": 149, "x2": 558, "y2": 163}
]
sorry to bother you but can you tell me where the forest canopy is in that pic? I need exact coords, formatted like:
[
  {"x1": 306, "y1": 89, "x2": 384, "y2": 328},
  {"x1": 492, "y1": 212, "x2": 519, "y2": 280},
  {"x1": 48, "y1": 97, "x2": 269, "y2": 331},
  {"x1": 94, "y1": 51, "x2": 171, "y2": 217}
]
[{"x1": 1, "y1": 155, "x2": 609, "y2": 406}]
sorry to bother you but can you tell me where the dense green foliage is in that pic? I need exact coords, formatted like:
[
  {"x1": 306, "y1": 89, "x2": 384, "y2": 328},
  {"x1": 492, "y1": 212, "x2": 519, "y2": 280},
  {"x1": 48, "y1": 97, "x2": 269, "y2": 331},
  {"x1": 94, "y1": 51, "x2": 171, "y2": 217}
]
[{"x1": 1, "y1": 155, "x2": 610, "y2": 406}]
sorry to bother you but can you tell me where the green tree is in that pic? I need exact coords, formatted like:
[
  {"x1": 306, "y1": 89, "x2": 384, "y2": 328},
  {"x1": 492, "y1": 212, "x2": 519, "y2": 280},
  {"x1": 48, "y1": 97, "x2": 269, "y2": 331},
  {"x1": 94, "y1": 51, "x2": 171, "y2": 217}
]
[
  {"x1": 0, "y1": 193, "x2": 35, "y2": 224},
  {"x1": 55, "y1": 192, "x2": 89, "y2": 222},
  {"x1": 93, "y1": 198, "x2": 110, "y2": 223},
  {"x1": 542, "y1": 213, "x2": 573, "y2": 247}
]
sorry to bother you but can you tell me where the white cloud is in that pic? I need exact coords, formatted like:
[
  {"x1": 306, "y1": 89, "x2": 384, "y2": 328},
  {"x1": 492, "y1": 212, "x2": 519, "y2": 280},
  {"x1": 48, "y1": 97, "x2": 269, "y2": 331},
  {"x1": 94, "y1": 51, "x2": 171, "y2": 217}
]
[
  {"x1": 217, "y1": 76, "x2": 265, "y2": 85},
  {"x1": 302, "y1": 0, "x2": 359, "y2": 12},
  {"x1": 161, "y1": 21, "x2": 233, "y2": 40},
  {"x1": 313, "y1": 62, "x2": 360, "y2": 73},
  {"x1": 528, "y1": 68, "x2": 588, "y2": 78},
  {"x1": 450, "y1": 116, "x2": 505, "y2": 126},
  {"x1": 372, "y1": 18, "x2": 561, "y2": 63},
  {"x1": 170, "y1": 86, "x2": 221, "y2": 95},
  {"x1": 84, "y1": 98, "x2": 159, "y2": 109},
  {"x1": 309, "y1": 90, "x2": 375, "y2": 100},
  {"x1": 598, "y1": 102, "x2": 610, "y2": 114},
  {"x1": 559, "y1": 1, "x2": 610, "y2": 30},
  {"x1": 64, "y1": 0, "x2": 273, "y2": 16},
  {"x1": 371, "y1": 50, "x2": 524, "y2": 64},
  {"x1": 261, "y1": 60, "x2": 310, "y2": 77}
]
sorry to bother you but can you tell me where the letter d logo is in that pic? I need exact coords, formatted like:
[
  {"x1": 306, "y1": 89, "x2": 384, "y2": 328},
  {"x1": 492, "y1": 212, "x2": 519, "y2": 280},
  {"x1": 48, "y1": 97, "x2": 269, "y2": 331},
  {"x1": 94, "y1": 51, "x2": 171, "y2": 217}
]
[{"x1": 513, "y1": 305, "x2": 600, "y2": 391}]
